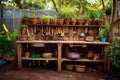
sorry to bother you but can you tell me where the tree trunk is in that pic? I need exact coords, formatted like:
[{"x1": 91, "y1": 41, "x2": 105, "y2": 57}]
[{"x1": 110, "y1": 0, "x2": 117, "y2": 38}]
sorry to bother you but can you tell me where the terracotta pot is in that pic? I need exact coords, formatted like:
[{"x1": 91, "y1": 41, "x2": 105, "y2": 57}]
[
  {"x1": 18, "y1": 35, "x2": 27, "y2": 41},
  {"x1": 43, "y1": 20, "x2": 50, "y2": 25},
  {"x1": 84, "y1": 20, "x2": 91, "y2": 26},
  {"x1": 87, "y1": 50, "x2": 94, "y2": 59},
  {"x1": 57, "y1": 19, "x2": 64, "y2": 25},
  {"x1": 64, "y1": 19, "x2": 70, "y2": 25},
  {"x1": 95, "y1": 20, "x2": 104, "y2": 25},
  {"x1": 50, "y1": 20, "x2": 57, "y2": 25},
  {"x1": 29, "y1": 18, "x2": 37, "y2": 24},
  {"x1": 76, "y1": 20, "x2": 83, "y2": 25},
  {"x1": 71, "y1": 19, "x2": 76, "y2": 25},
  {"x1": 36, "y1": 18, "x2": 43, "y2": 24},
  {"x1": 97, "y1": 65, "x2": 103, "y2": 73}
]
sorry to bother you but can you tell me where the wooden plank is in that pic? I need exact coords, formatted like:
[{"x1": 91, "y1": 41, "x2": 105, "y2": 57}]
[
  {"x1": 21, "y1": 57, "x2": 57, "y2": 60},
  {"x1": 16, "y1": 41, "x2": 110, "y2": 45},
  {"x1": 57, "y1": 43, "x2": 63, "y2": 71},
  {"x1": 62, "y1": 58, "x2": 105, "y2": 62}
]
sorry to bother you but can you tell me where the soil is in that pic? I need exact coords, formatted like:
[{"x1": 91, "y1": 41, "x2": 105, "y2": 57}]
[{"x1": 0, "y1": 62, "x2": 120, "y2": 80}]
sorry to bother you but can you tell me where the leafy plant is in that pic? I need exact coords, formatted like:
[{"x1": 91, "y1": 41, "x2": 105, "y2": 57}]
[
  {"x1": 42, "y1": 15, "x2": 51, "y2": 22},
  {"x1": 57, "y1": 5, "x2": 78, "y2": 19},
  {"x1": 22, "y1": 13, "x2": 29, "y2": 20},
  {"x1": 0, "y1": 24, "x2": 18, "y2": 57},
  {"x1": 98, "y1": 21, "x2": 110, "y2": 38},
  {"x1": 20, "y1": 24, "x2": 28, "y2": 35},
  {"x1": 108, "y1": 38, "x2": 120, "y2": 75},
  {"x1": 90, "y1": 10, "x2": 104, "y2": 21}
]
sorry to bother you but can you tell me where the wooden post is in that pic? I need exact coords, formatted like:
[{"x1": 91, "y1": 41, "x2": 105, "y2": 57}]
[
  {"x1": 57, "y1": 43, "x2": 62, "y2": 71},
  {"x1": 104, "y1": 45, "x2": 109, "y2": 72},
  {"x1": 17, "y1": 43, "x2": 22, "y2": 69}
]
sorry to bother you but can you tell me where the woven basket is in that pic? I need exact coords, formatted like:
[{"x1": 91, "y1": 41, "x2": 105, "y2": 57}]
[
  {"x1": 65, "y1": 64, "x2": 74, "y2": 71},
  {"x1": 42, "y1": 53, "x2": 52, "y2": 58},
  {"x1": 75, "y1": 65, "x2": 86, "y2": 72}
]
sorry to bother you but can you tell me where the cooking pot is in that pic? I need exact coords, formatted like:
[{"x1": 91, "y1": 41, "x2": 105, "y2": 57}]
[{"x1": 68, "y1": 52, "x2": 82, "y2": 59}]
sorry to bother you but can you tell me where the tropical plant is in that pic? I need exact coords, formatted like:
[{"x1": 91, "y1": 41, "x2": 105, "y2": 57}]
[
  {"x1": 108, "y1": 37, "x2": 120, "y2": 76},
  {"x1": 0, "y1": 24, "x2": 18, "y2": 57}
]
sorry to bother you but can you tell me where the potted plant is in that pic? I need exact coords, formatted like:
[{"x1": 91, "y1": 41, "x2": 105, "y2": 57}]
[
  {"x1": 70, "y1": 18, "x2": 76, "y2": 25},
  {"x1": 18, "y1": 24, "x2": 28, "y2": 41},
  {"x1": 98, "y1": 21, "x2": 110, "y2": 42},
  {"x1": 29, "y1": 13, "x2": 37, "y2": 24},
  {"x1": 22, "y1": 13, "x2": 29, "y2": 24},
  {"x1": 0, "y1": 24, "x2": 18, "y2": 61},
  {"x1": 57, "y1": 11, "x2": 64, "y2": 25},
  {"x1": 57, "y1": 5, "x2": 78, "y2": 25},
  {"x1": 50, "y1": 16, "x2": 57, "y2": 25},
  {"x1": 82, "y1": 12, "x2": 91, "y2": 26},
  {"x1": 42, "y1": 15, "x2": 51, "y2": 25}
]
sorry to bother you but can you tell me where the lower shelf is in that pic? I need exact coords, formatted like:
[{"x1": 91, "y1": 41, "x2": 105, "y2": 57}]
[
  {"x1": 62, "y1": 58, "x2": 105, "y2": 62},
  {"x1": 21, "y1": 57, "x2": 105, "y2": 62},
  {"x1": 21, "y1": 57, "x2": 58, "y2": 60}
]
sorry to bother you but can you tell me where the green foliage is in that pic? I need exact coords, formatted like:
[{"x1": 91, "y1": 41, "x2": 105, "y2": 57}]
[
  {"x1": 57, "y1": 5, "x2": 78, "y2": 19},
  {"x1": 0, "y1": 24, "x2": 18, "y2": 57},
  {"x1": 98, "y1": 21, "x2": 110, "y2": 38},
  {"x1": 22, "y1": 13, "x2": 29, "y2": 20},
  {"x1": 108, "y1": 38, "x2": 120, "y2": 75},
  {"x1": 42, "y1": 15, "x2": 51, "y2": 22},
  {"x1": 89, "y1": 10, "x2": 104, "y2": 20}
]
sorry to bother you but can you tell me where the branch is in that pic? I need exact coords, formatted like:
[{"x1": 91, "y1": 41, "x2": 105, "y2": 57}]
[
  {"x1": 13, "y1": 0, "x2": 23, "y2": 9},
  {"x1": 101, "y1": 0, "x2": 106, "y2": 20},
  {"x1": 51, "y1": 0, "x2": 58, "y2": 13}
]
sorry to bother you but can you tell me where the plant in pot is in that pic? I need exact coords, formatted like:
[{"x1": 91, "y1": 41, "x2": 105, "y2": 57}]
[
  {"x1": 22, "y1": 13, "x2": 29, "y2": 24},
  {"x1": 0, "y1": 24, "x2": 18, "y2": 61},
  {"x1": 70, "y1": 18, "x2": 76, "y2": 25},
  {"x1": 57, "y1": 5, "x2": 78, "y2": 25},
  {"x1": 82, "y1": 12, "x2": 91, "y2": 26},
  {"x1": 98, "y1": 21, "x2": 110, "y2": 42},
  {"x1": 18, "y1": 24, "x2": 28, "y2": 41},
  {"x1": 60, "y1": 5, "x2": 78, "y2": 25},
  {"x1": 108, "y1": 37, "x2": 120, "y2": 76},
  {"x1": 57, "y1": 11, "x2": 64, "y2": 25},
  {"x1": 50, "y1": 16, "x2": 57, "y2": 25},
  {"x1": 94, "y1": 10, "x2": 104, "y2": 25},
  {"x1": 29, "y1": 13, "x2": 37, "y2": 25},
  {"x1": 42, "y1": 15, "x2": 51, "y2": 25}
]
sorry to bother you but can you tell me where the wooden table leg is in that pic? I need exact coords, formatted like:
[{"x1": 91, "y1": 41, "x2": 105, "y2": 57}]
[
  {"x1": 57, "y1": 43, "x2": 62, "y2": 71},
  {"x1": 17, "y1": 43, "x2": 22, "y2": 69}
]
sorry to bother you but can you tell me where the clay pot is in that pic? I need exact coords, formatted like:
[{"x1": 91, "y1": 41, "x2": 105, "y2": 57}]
[
  {"x1": 87, "y1": 50, "x2": 94, "y2": 59},
  {"x1": 97, "y1": 65, "x2": 103, "y2": 73},
  {"x1": 36, "y1": 18, "x2": 43, "y2": 24},
  {"x1": 84, "y1": 20, "x2": 91, "y2": 26},
  {"x1": 64, "y1": 19, "x2": 70, "y2": 25},
  {"x1": 76, "y1": 19, "x2": 83, "y2": 25},
  {"x1": 29, "y1": 18, "x2": 37, "y2": 24},
  {"x1": 57, "y1": 19, "x2": 64, "y2": 25},
  {"x1": 18, "y1": 35, "x2": 27, "y2": 41},
  {"x1": 50, "y1": 19, "x2": 57, "y2": 25},
  {"x1": 71, "y1": 19, "x2": 76, "y2": 25}
]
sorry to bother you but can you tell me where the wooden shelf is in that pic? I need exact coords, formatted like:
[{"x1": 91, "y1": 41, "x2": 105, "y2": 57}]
[
  {"x1": 62, "y1": 58, "x2": 105, "y2": 62},
  {"x1": 16, "y1": 40, "x2": 109, "y2": 45},
  {"x1": 21, "y1": 57, "x2": 57, "y2": 60},
  {"x1": 26, "y1": 24, "x2": 105, "y2": 27}
]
